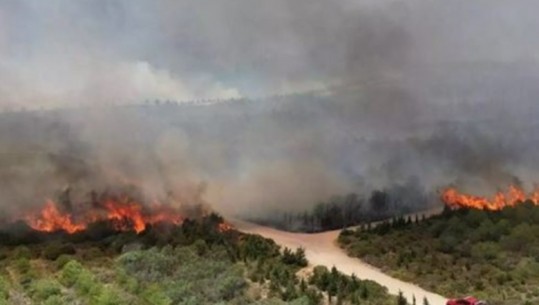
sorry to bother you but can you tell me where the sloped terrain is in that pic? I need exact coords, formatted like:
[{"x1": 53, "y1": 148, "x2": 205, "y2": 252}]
[
  {"x1": 339, "y1": 205, "x2": 539, "y2": 305},
  {"x1": 0, "y1": 215, "x2": 395, "y2": 305}
]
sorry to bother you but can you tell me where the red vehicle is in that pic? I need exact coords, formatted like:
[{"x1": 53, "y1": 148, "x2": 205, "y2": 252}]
[{"x1": 446, "y1": 296, "x2": 488, "y2": 305}]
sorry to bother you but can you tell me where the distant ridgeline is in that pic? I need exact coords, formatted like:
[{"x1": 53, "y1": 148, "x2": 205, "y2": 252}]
[{"x1": 0, "y1": 88, "x2": 331, "y2": 113}]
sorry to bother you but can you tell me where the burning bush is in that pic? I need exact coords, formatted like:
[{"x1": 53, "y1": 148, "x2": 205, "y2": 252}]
[
  {"x1": 22, "y1": 196, "x2": 184, "y2": 234},
  {"x1": 442, "y1": 185, "x2": 539, "y2": 211}
]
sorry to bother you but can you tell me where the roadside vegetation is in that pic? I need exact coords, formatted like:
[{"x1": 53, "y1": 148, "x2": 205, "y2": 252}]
[
  {"x1": 338, "y1": 203, "x2": 539, "y2": 305},
  {"x1": 0, "y1": 214, "x2": 397, "y2": 304}
]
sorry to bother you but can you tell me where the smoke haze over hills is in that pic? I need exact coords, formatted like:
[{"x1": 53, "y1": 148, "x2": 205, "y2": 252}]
[{"x1": 1, "y1": 0, "x2": 539, "y2": 218}]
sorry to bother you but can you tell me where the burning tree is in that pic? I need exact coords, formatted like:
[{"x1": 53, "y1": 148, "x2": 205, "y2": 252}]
[
  {"x1": 10, "y1": 187, "x2": 230, "y2": 235},
  {"x1": 23, "y1": 197, "x2": 184, "y2": 234},
  {"x1": 441, "y1": 185, "x2": 539, "y2": 210}
]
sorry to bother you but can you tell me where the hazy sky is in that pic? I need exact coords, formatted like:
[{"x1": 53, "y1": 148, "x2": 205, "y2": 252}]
[{"x1": 1, "y1": 0, "x2": 539, "y2": 109}]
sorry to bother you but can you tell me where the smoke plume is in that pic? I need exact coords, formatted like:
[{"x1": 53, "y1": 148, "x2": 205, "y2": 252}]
[{"x1": 0, "y1": 0, "x2": 539, "y2": 218}]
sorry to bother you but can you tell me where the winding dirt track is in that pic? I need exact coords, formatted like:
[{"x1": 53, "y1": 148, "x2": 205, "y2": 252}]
[{"x1": 233, "y1": 209, "x2": 447, "y2": 305}]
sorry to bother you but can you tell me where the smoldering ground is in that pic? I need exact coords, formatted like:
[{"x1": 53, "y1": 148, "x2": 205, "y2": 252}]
[{"x1": 0, "y1": 0, "x2": 539, "y2": 219}]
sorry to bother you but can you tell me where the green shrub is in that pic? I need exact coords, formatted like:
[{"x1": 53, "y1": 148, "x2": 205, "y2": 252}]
[
  {"x1": 217, "y1": 274, "x2": 247, "y2": 300},
  {"x1": 43, "y1": 295, "x2": 66, "y2": 305},
  {"x1": 29, "y1": 279, "x2": 62, "y2": 301},
  {"x1": 281, "y1": 248, "x2": 308, "y2": 267},
  {"x1": 240, "y1": 235, "x2": 280, "y2": 261},
  {"x1": 60, "y1": 260, "x2": 84, "y2": 287},
  {"x1": 55, "y1": 254, "x2": 75, "y2": 270},
  {"x1": 12, "y1": 246, "x2": 32, "y2": 260},
  {"x1": 92, "y1": 286, "x2": 128, "y2": 305},
  {"x1": 142, "y1": 284, "x2": 172, "y2": 305},
  {"x1": 117, "y1": 248, "x2": 175, "y2": 282},
  {"x1": 193, "y1": 239, "x2": 208, "y2": 256},
  {"x1": 0, "y1": 276, "x2": 8, "y2": 302},
  {"x1": 81, "y1": 247, "x2": 104, "y2": 261},
  {"x1": 471, "y1": 242, "x2": 500, "y2": 261},
  {"x1": 115, "y1": 268, "x2": 139, "y2": 293},
  {"x1": 14, "y1": 257, "x2": 31, "y2": 274},
  {"x1": 75, "y1": 270, "x2": 100, "y2": 296}
]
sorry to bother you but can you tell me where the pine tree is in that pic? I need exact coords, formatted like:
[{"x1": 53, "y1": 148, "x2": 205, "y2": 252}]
[
  {"x1": 351, "y1": 292, "x2": 360, "y2": 305},
  {"x1": 300, "y1": 279, "x2": 307, "y2": 292},
  {"x1": 350, "y1": 274, "x2": 359, "y2": 291},
  {"x1": 397, "y1": 291, "x2": 407, "y2": 305},
  {"x1": 328, "y1": 279, "x2": 338, "y2": 303},
  {"x1": 336, "y1": 289, "x2": 344, "y2": 305},
  {"x1": 360, "y1": 284, "x2": 369, "y2": 299},
  {"x1": 423, "y1": 297, "x2": 430, "y2": 305}
]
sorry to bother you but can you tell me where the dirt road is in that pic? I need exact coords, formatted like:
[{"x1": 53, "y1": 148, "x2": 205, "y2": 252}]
[{"x1": 233, "y1": 210, "x2": 447, "y2": 305}]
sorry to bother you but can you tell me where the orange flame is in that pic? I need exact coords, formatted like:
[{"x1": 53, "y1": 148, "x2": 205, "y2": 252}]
[
  {"x1": 217, "y1": 221, "x2": 234, "y2": 232},
  {"x1": 25, "y1": 200, "x2": 85, "y2": 234},
  {"x1": 441, "y1": 185, "x2": 539, "y2": 210},
  {"x1": 24, "y1": 197, "x2": 185, "y2": 234}
]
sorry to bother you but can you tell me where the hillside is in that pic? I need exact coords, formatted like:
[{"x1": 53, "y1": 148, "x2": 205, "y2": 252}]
[
  {"x1": 338, "y1": 204, "x2": 539, "y2": 305},
  {"x1": 235, "y1": 218, "x2": 447, "y2": 305},
  {"x1": 0, "y1": 215, "x2": 396, "y2": 305}
]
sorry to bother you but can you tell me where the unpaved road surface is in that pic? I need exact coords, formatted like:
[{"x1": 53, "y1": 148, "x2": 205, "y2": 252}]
[{"x1": 233, "y1": 210, "x2": 447, "y2": 305}]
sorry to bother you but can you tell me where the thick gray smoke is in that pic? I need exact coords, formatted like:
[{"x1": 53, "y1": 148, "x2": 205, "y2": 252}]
[{"x1": 0, "y1": 0, "x2": 539, "y2": 218}]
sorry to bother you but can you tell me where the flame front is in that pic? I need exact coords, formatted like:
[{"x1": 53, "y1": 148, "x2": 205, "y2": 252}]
[
  {"x1": 441, "y1": 185, "x2": 539, "y2": 210},
  {"x1": 24, "y1": 197, "x2": 185, "y2": 234},
  {"x1": 25, "y1": 200, "x2": 86, "y2": 234}
]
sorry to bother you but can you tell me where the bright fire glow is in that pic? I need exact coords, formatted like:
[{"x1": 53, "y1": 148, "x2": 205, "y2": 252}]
[
  {"x1": 441, "y1": 185, "x2": 539, "y2": 210},
  {"x1": 24, "y1": 197, "x2": 185, "y2": 234},
  {"x1": 217, "y1": 221, "x2": 234, "y2": 233},
  {"x1": 25, "y1": 200, "x2": 85, "y2": 234}
]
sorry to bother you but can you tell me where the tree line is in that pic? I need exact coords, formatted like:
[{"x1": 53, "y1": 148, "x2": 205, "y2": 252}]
[{"x1": 253, "y1": 178, "x2": 431, "y2": 232}]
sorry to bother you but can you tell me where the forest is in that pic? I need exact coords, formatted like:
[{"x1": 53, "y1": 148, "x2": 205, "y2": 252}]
[
  {"x1": 252, "y1": 178, "x2": 430, "y2": 233},
  {"x1": 338, "y1": 203, "x2": 539, "y2": 305},
  {"x1": 0, "y1": 214, "x2": 397, "y2": 305}
]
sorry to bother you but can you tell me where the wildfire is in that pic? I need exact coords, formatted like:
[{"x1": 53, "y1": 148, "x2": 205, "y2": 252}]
[
  {"x1": 217, "y1": 221, "x2": 234, "y2": 232},
  {"x1": 25, "y1": 200, "x2": 85, "y2": 234},
  {"x1": 441, "y1": 185, "x2": 539, "y2": 210},
  {"x1": 24, "y1": 197, "x2": 185, "y2": 234}
]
